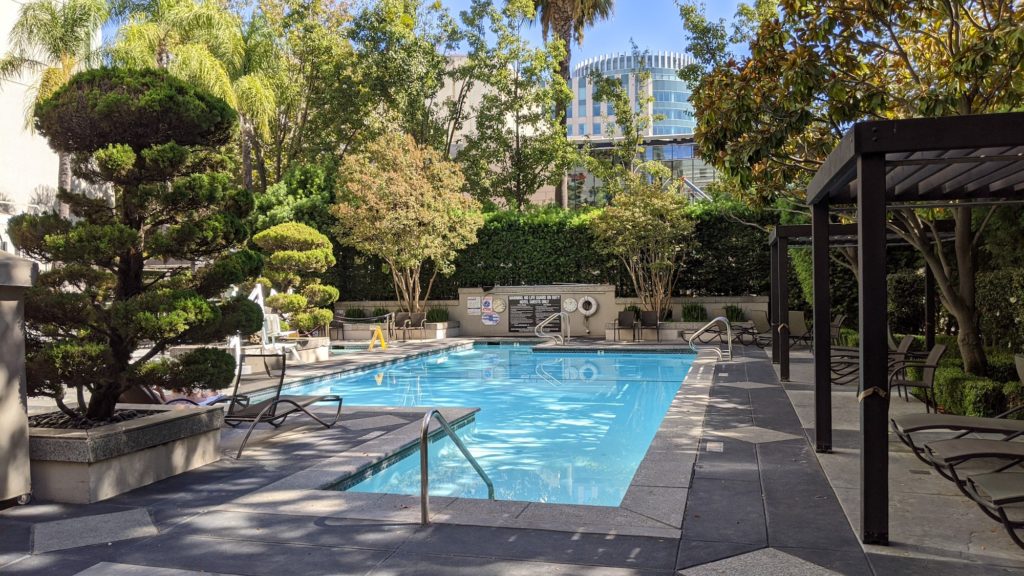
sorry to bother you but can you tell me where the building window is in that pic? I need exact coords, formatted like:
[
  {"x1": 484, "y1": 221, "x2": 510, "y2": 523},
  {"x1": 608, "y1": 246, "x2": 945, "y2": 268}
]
[
  {"x1": 578, "y1": 76, "x2": 586, "y2": 89},
  {"x1": 578, "y1": 100, "x2": 586, "y2": 117},
  {"x1": 592, "y1": 123, "x2": 601, "y2": 135},
  {"x1": 567, "y1": 105, "x2": 572, "y2": 119},
  {"x1": 567, "y1": 125, "x2": 573, "y2": 136},
  {"x1": 578, "y1": 123, "x2": 586, "y2": 135},
  {"x1": 592, "y1": 101, "x2": 601, "y2": 116}
]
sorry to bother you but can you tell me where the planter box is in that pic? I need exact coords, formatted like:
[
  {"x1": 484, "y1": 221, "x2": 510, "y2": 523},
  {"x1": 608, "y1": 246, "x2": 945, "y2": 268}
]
[
  {"x1": 28, "y1": 404, "x2": 223, "y2": 504},
  {"x1": 334, "y1": 321, "x2": 460, "y2": 342}
]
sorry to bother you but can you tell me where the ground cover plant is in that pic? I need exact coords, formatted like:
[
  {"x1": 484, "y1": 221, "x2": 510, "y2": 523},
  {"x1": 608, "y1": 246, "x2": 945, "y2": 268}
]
[{"x1": 9, "y1": 67, "x2": 262, "y2": 423}]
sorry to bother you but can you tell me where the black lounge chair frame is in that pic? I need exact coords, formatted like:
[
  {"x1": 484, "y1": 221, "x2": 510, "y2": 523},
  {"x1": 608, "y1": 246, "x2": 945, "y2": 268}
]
[
  {"x1": 221, "y1": 352, "x2": 343, "y2": 458},
  {"x1": 892, "y1": 405, "x2": 1024, "y2": 465}
]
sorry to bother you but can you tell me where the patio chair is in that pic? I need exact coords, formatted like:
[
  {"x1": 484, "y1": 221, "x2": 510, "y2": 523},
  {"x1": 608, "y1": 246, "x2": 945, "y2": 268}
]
[
  {"x1": 922, "y1": 437, "x2": 1024, "y2": 492},
  {"x1": 891, "y1": 405, "x2": 1024, "y2": 464},
  {"x1": 830, "y1": 315, "x2": 847, "y2": 345},
  {"x1": 963, "y1": 472, "x2": 1024, "y2": 549},
  {"x1": 786, "y1": 310, "x2": 812, "y2": 346},
  {"x1": 402, "y1": 313, "x2": 426, "y2": 340},
  {"x1": 888, "y1": 344, "x2": 947, "y2": 413},
  {"x1": 639, "y1": 311, "x2": 661, "y2": 342},
  {"x1": 221, "y1": 352, "x2": 343, "y2": 458},
  {"x1": 613, "y1": 310, "x2": 637, "y2": 341},
  {"x1": 830, "y1": 335, "x2": 916, "y2": 386},
  {"x1": 749, "y1": 310, "x2": 772, "y2": 348}
]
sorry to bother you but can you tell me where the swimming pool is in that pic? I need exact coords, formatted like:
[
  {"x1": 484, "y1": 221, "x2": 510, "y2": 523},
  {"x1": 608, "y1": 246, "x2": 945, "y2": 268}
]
[{"x1": 284, "y1": 344, "x2": 693, "y2": 506}]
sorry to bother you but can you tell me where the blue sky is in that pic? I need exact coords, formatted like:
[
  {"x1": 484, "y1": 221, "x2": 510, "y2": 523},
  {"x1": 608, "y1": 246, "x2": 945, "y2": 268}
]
[{"x1": 440, "y1": 0, "x2": 745, "y2": 64}]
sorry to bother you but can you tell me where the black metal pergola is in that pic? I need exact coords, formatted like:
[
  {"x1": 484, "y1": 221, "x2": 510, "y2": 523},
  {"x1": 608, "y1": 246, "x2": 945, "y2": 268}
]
[
  {"x1": 806, "y1": 112, "x2": 1024, "y2": 545},
  {"x1": 768, "y1": 221, "x2": 953, "y2": 385}
]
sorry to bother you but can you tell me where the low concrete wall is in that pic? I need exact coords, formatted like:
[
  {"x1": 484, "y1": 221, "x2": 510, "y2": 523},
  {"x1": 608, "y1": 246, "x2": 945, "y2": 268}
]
[
  {"x1": 29, "y1": 404, "x2": 223, "y2": 503},
  {"x1": 337, "y1": 292, "x2": 769, "y2": 339},
  {"x1": 0, "y1": 253, "x2": 36, "y2": 502}
]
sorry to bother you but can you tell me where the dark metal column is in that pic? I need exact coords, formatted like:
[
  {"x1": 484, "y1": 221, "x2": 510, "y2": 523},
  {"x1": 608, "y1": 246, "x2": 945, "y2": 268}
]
[
  {"x1": 812, "y1": 201, "x2": 832, "y2": 453},
  {"x1": 771, "y1": 240, "x2": 779, "y2": 363},
  {"x1": 778, "y1": 237, "x2": 790, "y2": 381},
  {"x1": 857, "y1": 153, "x2": 889, "y2": 545},
  {"x1": 925, "y1": 267, "x2": 936, "y2": 350}
]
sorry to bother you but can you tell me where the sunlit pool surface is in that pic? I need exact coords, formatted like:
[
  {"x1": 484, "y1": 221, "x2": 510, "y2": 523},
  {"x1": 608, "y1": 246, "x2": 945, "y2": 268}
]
[{"x1": 284, "y1": 344, "x2": 693, "y2": 506}]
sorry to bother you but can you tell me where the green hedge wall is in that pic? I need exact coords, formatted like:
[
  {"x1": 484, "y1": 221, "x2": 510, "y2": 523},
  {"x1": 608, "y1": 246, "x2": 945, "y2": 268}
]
[
  {"x1": 977, "y1": 268, "x2": 1024, "y2": 349},
  {"x1": 329, "y1": 205, "x2": 774, "y2": 301}
]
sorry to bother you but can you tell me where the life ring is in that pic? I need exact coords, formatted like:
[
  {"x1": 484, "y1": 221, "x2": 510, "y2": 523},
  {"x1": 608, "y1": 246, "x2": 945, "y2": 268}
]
[
  {"x1": 578, "y1": 362, "x2": 598, "y2": 381},
  {"x1": 578, "y1": 296, "x2": 599, "y2": 317}
]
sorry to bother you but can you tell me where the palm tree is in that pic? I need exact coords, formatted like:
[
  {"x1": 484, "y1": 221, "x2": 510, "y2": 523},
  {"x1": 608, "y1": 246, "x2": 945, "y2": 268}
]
[
  {"x1": 112, "y1": 0, "x2": 278, "y2": 191},
  {"x1": 533, "y1": 0, "x2": 613, "y2": 207},
  {"x1": 0, "y1": 0, "x2": 109, "y2": 207}
]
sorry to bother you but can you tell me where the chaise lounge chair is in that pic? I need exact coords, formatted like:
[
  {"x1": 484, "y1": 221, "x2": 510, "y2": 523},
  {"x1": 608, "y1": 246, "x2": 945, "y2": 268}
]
[
  {"x1": 830, "y1": 335, "x2": 917, "y2": 386},
  {"x1": 963, "y1": 472, "x2": 1024, "y2": 549},
  {"x1": 221, "y1": 352, "x2": 343, "y2": 458},
  {"x1": 892, "y1": 405, "x2": 1024, "y2": 464}
]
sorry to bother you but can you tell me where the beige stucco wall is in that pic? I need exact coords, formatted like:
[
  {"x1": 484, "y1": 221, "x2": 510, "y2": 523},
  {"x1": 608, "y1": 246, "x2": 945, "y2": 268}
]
[{"x1": 0, "y1": 253, "x2": 36, "y2": 501}]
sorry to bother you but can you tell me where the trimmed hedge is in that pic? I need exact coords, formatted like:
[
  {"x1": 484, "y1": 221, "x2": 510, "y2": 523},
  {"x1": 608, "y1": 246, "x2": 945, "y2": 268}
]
[
  {"x1": 909, "y1": 335, "x2": 1024, "y2": 417},
  {"x1": 977, "y1": 267, "x2": 1024, "y2": 349}
]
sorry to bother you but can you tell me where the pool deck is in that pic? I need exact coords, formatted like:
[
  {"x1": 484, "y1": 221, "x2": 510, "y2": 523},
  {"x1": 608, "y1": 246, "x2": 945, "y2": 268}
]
[{"x1": 4, "y1": 342, "x2": 1023, "y2": 575}]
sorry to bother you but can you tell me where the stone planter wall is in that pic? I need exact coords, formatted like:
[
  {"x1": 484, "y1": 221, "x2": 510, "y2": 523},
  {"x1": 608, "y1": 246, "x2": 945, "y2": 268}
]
[{"x1": 29, "y1": 404, "x2": 223, "y2": 504}]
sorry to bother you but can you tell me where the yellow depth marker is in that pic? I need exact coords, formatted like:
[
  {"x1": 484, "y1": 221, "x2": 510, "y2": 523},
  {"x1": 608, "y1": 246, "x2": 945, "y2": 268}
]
[{"x1": 368, "y1": 326, "x2": 388, "y2": 351}]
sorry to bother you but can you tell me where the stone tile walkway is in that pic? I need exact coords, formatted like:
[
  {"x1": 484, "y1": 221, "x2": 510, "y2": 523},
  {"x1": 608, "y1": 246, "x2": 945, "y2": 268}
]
[{"x1": 4, "y1": 342, "x2": 1023, "y2": 575}]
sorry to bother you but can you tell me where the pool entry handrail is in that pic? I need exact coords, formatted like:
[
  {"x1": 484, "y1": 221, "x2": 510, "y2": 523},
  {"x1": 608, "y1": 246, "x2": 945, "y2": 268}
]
[
  {"x1": 688, "y1": 316, "x2": 733, "y2": 361},
  {"x1": 534, "y1": 312, "x2": 570, "y2": 344},
  {"x1": 419, "y1": 409, "x2": 495, "y2": 524}
]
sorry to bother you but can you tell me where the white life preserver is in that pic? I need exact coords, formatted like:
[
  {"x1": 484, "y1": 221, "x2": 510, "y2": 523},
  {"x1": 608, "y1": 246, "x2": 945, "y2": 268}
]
[
  {"x1": 578, "y1": 296, "x2": 599, "y2": 317},
  {"x1": 578, "y1": 362, "x2": 598, "y2": 381}
]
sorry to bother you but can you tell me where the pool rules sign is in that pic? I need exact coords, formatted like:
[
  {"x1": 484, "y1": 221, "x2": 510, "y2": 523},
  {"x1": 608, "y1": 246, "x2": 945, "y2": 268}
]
[{"x1": 508, "y1": 294, "x2": 561, "y2": 333}]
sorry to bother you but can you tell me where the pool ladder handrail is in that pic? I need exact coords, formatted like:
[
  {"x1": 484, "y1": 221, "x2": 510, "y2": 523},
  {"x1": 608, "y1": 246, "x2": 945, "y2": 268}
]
[
  {"x1": 688, "y1": 316, "x2": 733, "y2": 361},
  {"x1": 420, "y1": 409, "x2": 495, "y2": 524},
  {"x1": 534, "y1": 311, "x2": 570, "y2": 344}
]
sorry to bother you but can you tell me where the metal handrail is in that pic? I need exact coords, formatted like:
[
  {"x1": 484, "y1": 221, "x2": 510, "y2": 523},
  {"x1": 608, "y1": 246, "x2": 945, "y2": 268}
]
[
  {"x1": 534, "y1": 311, "x2": 570, "y2": 344},
  {"x1": 420, "y1": 409, "x2": 495, "y2": 524},
  {"x1": 688, "y1": 316, "x2": 733, "y2": 361}
]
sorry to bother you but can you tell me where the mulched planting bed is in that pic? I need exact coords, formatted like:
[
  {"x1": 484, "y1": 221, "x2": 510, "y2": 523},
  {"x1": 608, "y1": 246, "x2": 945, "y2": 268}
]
[{"x1": 28, "y1": 409, "x2": 160, "y2": 430}]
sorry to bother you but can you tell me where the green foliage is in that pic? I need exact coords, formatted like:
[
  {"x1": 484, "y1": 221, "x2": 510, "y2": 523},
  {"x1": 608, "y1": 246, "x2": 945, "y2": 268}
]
[
  {"x1": 16, "y1": 67, "x2": 253, "y2": 422},
  {"x1": 251, "y1": 163, "x2": 336, "y2": 233},
  {"x1": 977, "y1": 268, "x2": 1024, "y2": 349},
  {"x1": 266, "y1": 293, "x2": 308, "y2": 314},
  {"x1": 35, "y1": 67, "x2": 236, "y2": 152},
  {"x1": 138, "y1": 348, "x2": 237, "y2": 394},
  {"x1": 345, "y1": 308, "x2": 366, "y2": 318},
  {"x1": 426, "y1": 307, "x2": 449, "y2": 322},
  {"x1": 681, "y1": 200, "x2": 773, "y2": 296},
  {"x1": 681, "y1": 303, "x2": 708, "y2": 322},
  {"x1": 591, "y1": 180, "x2": 695, "y2": 320},
  {"x1": 888, "y1": 271, "x2": 925, "y2": 335},
  {"x1": 303, "y1": 283, "x2": 339, "y2": 308},
  {"x1": 335, "y1": 132, "x2": 484, "y2": 313},
  {"x1": 371, "y1": 307, "x2": 390, "y2": 317},
  {"x1": 252, "y1": 222, "x2": 336, "y2": 334},
  {"x1": 455, "y1": 0, "x2": 575, "y2": 209},
  {"x1": 291, "y1": 308, "x2": 334, "y2": 333},
  {"x1": 724, "y1": 305, "x2": 745, "y2": 322}
]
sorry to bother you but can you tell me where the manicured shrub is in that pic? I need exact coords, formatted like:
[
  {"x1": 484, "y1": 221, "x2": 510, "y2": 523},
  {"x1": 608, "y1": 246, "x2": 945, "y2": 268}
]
[
  {"x1": 977, "y1": 268, "x2": 1024, "y2": 348},
  {"x1": 345, "y1": 308, "x2": 366, "y2": 318},
  {"x1": 426, "y1": 307, "x2": 449, "y2": 322},
  {"x1": 682, "y1": 303, "x2": 708, "y2": 322},
  {"x1": 724, "y1": 305, "x2": 746, "y2": 322},
  {"x1": 253, "y1": 222, "x2": 338, "y2": 335}
]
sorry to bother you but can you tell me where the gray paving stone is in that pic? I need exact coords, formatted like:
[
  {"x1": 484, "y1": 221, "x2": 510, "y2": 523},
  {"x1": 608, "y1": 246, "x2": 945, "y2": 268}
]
[
  {"x1": 681, "y1": 479, "x2": 767, "y2": 546},
  {"x1": 866, "y1": 553, "x2": 1024, "y2": 576},
  {"x1": 108, "y1": 533, "x2": 390, "y2": 576},
  {"x1": 33, "y1": 509, "x2": 157, "y2": 554},
  {"x1": 692, "y1": 438, "x2": 759, "y2": 483},
  {"x1": 0, "y1": 519, "x2": 30, "y2": 567},
  {"x1": 620, "y1": 486, "x2": 687, "y2": 528},
  {"x1": 176, "y1": 510, "x2": 417, "y2": 549},
  {"x1": 368, "y1": 552, "x2": 664, "y2": 576},
  {"x1": 674, "y1": 539, "x2": 763, "y2": 570},
  {"x1": 630, "y1": 451, "x2": 696, "y2": 488},
  {"x1": 775, "y1": 547, "x2": 873, "y2": 576},
  {"x1": 712, "y1": 426, "x2": 801, "y2": 444},
  {"x1": 399, "y1": 524, "x2": 678, "y2": 570},
  {"x1": 679, "y1": 547, "x2": 842, "y2": 575},
  {"x1": 74, "y1": 562, "x2": 239, "y2": 576}
]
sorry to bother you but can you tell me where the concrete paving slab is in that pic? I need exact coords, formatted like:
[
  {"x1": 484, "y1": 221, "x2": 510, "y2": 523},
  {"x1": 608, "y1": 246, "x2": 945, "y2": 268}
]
[
  {"x1": 368, "y1": 552, "x2": 667, "y2": 576},
  {"x1": 32, "y1": 509, "x2": 157, "y2": 554},
  {"x1": 678, "y1": 547, "x2": 842, "y2": 575},
  {"x1": 681, "y1": 479, "x2": 767, "y2": 546},
  {"x1": 715, "y1": 382, "x2": 777, "y2": 390},
  {"x1": 619, "y1": 486, "x2": 687, "y2": 528},
  {"x1": 674, "y1": 539, "x2": 763, "y2": 570},
  {"x1": 74, "y1": 562, "x2": 240, "y2": 576}
]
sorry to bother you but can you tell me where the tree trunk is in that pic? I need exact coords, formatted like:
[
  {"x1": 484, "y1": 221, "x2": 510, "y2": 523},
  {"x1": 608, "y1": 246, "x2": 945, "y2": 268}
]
[
  {"x1": 953, "y1": 206, "x2": 987, "y2": 374},
  {"x1": 85, "y1": 388, "x2": 120, "y2": 421},
  {"x1": 58, "y1": 152, "x2": 72, "y2": 218},
  {"x1": 553, "y1": 14, "x2": 573, "y2": 210}
]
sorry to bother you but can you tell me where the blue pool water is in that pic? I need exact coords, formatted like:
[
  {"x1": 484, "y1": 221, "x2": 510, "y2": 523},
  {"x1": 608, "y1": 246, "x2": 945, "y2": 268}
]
[{"x1": 284, "y1": 344, "x2": 693, "y2": 506}]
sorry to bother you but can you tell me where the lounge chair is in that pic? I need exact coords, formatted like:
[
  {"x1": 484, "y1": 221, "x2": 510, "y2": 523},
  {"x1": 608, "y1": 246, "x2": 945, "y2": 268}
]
[
  {"x1": 639, "y1": 311, "x2": 661, "y2": 342},
  {"x1": 888, "y1": 344, "x2": 947, "y2": 413},
  {"x1": 892, "y1": 405, "x2": 1024, "y2": 464},
  {"x1": 964, "y1": 472, "x2": 1024, "y2": 549},
  {"x1": 221, "y1": 352, "x2": 343, "y2": 458},
  {"x1": 748, "y1": 310, "x2": 772, "y2": 348},
  {"x1": 830, "y1": 315, "x2": 847, "y2": 345},
  {"x1": 402, "y1": 313, "x2": 425, "y2": 340},
  {"x1": 119, "y1": 384, "x2": 223, "y2": 406},
  {"x1": 830, "y1": 335, "x2": 917, "y2": 386},
  {"x1": 787, "y1": 310, "x2": 812, "y2": 346},
  {"x1": 613, "y1": 310, "x2": 637, "y2": 341}
]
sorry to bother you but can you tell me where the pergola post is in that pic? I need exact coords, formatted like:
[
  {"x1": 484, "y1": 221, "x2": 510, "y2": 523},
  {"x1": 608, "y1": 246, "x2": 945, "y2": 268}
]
[
  {"x1": 770, "y1": 241, "x2": 779, "y2": 363},
  {"x1": 925, "y1": 267, "x2": 936, "y2": 350},
  {"x1": 857, "y1": 153, "x2": 889, "y2": 545},
  {"x1": 812, "y1": 201, "x2": 832, "y2": 453},
  {"x1": 778, "y1": 237, "x2": 790, "y2": 381}
]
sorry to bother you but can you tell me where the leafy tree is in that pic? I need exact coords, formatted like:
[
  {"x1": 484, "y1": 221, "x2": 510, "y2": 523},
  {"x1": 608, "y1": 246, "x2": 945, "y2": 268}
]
[
  {"x1": 334, "y1": 132, "x2": 483, "y2": 313},
  {"x1": 9, "y1": 67, "x2": 263, "y2": 422},
  {"x1": 591, "y1": 178, "x2": 695, "y2": 320},
  {"x1": 0, "y1": 0, "x2": 109, "y2": 205},
  {"x1": 112, "y1": 0, "x2": 280, "y2": 191},
  {"x1": 456, "y1": 0, "x2": 575, "y2": 210},
  {"x1": 533, "y1": 0, "x2": 614, "y2": 207},
  {"x1": 253, "y1": 222, "x2": 338, "y2": 333},
  {"x1": 250, "y1": 163, "x2": 336, "y2": 234},
  {"x1": 679, "y1": 0, "x2": 1024, "y2": 374}
]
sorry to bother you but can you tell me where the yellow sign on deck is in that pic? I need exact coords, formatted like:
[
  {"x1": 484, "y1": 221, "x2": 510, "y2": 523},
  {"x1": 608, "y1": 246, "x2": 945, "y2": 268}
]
[{"x1": 368, "y1": 326, "x2": 388, "y2": 351}]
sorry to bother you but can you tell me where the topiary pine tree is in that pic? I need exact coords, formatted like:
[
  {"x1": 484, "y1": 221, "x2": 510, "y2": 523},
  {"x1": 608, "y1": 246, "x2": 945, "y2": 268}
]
[
  {"x1": 9, "y1": 67, "x2": 264, "y2": 423},
  {"x1": 252, "y1": 222, "x2": 338, "y2": 334}
]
